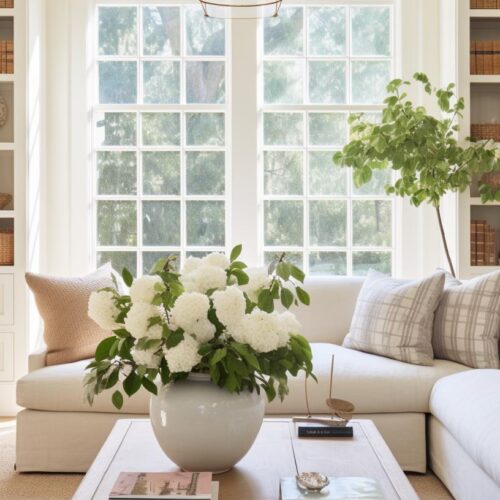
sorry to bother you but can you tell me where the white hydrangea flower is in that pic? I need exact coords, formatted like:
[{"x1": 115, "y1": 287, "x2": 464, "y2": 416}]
[
  {"x1": 129, "y1": 275, "x2": 165, "y2": 304},
  {"x1": 241, "y1": 267, "x2": 272, "y2": 302},
  {"x1": 181, "y1": 256, "x2": 202, "y2": 275},
  {"x1": 88, "y1": 290, "x2": 121, "y2": 330},
  {"x1": 170, "y1": 292, "x2": 210, "y2": 331},
  {"x1": 277, "y1": 311, "x2": 301, "y2": 334},
  {"x1": 202, "y1": 252, "x2": 230, "y2": 270},
  {"x1": 164, "y1": 334, "x2": 202, "y2": 373},
  {"x1": 124, "y1": 303, "x2": 164, "y2": 339},
  {"x1": 190, "y1": 318, "x2": 216, "y2": 343},
  {"x1": 231, "y1": 309, "x2": 281, "y2": 353},
  {"x1": 131, "y1": 348, "x2": 161, "y2": 369},
  {"x1": 212, "y1": 286, "x2": 246, "y2": 328},
  {"x1": 181, "y1": 265, "x2": 227, "y2": 294}
]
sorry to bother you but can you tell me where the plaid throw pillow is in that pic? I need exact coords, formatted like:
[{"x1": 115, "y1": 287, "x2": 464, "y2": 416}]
[
  {"x1": 433, "y1": 271, "x2": 500, "y2": 369},
  {"x1": 343, "y1": 270, "x2": 445, "y2": 366}
]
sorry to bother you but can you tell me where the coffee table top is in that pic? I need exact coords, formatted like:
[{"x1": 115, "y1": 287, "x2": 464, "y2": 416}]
[{"x1": 74, "y1": 418, "x2": 418, "y2": 500}]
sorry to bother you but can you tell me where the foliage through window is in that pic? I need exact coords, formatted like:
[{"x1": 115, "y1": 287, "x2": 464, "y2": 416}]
[{"x1": 262, "y1": 5, "x2": 394, "y2": 275}]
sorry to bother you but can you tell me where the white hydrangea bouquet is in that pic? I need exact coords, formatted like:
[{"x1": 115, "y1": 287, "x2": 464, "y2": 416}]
[{"x1": 84, "y1": 245, "x2": 315, "y2": 409}]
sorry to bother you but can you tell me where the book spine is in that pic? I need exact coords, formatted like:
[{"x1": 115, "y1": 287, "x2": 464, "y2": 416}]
[
  {"x1": 471, "y1": 40, "x2": 477, "y2": 74},
  {"x1": 2, "y1": 41, "x2": 6, "y2": 74},
  {"x1": 484, "y1": 40, "x2": 494, "y2": 74},
  {"x1": 476, "y1": 0, "x2": 484, "y2": 8},
  {"x1": 494, "y1": 40, "x2": 500, "y2": 74},
  {"x1": 471, "y1": 221, "x2": 477, "y2": 266},
  {"x1": 490, "y1": 228, "x2": 497, "y2": 264},
  {"x1": 487, "y1": 0, "x2": 497, "y2": 7},
  {"x1": 477, "y1": 41, "x2": 485, "y2": 74},
  {"x1": 471, "y1": 0, "x2": 477, "y2": 8},
  {"x1": 477, "y1": 221, "x2": 486, "y2": 265},
  {"x1": 7, "y1": 40, "x2": 13, "y2": 74}
]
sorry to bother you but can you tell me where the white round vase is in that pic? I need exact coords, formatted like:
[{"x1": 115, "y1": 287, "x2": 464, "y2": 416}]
[{"x1": 150, "y1": 373, "x2": 265, "y2": 473}]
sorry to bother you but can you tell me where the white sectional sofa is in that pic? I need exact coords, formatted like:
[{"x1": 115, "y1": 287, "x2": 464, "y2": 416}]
[{"x1": 15, "y1": 277, "x2": 500, "y2": 498}]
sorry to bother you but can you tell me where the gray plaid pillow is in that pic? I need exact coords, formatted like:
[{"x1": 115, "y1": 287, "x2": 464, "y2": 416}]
[
  {"x1": 343, "y1": 270, "x2": 445, "y2": 366},
  {"x1": 433, "y1": 271, "x2": 500, "y2": 369}
]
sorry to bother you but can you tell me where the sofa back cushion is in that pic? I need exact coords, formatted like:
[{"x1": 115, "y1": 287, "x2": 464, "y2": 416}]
[
  {"x1": 433, "y1": 271, "x2": 500, "y2": 369},
  {"x1": 25, "y1": 265, "x2": 117, "y2": 366},
  {"x1": 291, "y1": 276, "x2": 364, "y2": 344},
  {"x1": 342, "y1": 270, "x2": 445, "y2": 365}
]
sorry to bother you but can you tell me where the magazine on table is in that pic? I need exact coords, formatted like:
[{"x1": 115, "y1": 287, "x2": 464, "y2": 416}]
[{"x1": 109, "y1": 471, "x2": 218, "y2": 500}]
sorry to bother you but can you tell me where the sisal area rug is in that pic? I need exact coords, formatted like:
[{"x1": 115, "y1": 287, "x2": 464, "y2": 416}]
[{"x1": 1, "y1": 419, "x2": 452, "y2": 499}]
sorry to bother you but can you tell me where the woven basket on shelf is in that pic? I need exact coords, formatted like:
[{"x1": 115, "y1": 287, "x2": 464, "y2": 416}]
[
  {"x1": 0, "y1": 193, "x2": 12, "y2": 209},
  {"x1": 471, "y1": 124, "x2": 500, "y2": 142},
  {"x1": 0, "y1": 230, "x2": 14, "y2": 265},
  {"x1": 480, "y1": 171, "x2": 500, "y2": 190}
]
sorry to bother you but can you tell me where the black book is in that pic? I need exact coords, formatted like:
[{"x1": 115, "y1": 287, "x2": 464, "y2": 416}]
[{"x1": 298, "y1": 426, "x2": 353, "y2": 438}]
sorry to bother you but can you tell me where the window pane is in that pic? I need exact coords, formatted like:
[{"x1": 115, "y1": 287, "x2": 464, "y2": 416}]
[
  {"x1": 264, "y1": 113, "x2": 303, "y2": 146},
  {"x1": 99, "y1": 62, "x2": 137, "y2": 104},
  {"x1": 308, "y1": 61, "x2": 346, "y2": 104},
  {"x1": 264, "y1": 151, "x2": 303, "y2": 195},
  {"x1": 265, "y1": 251, "x2": 303, "y2": 268},
  {"x1": 97, "y1": 201, "x2": 137, "y2": 246},
  {"x1": 143, "y1": 251, "x2": 180, "y2": 274},
  {"x1": 185, "y1": 7, "x2": 225, "y2": 56},
  {"x1": 352, "y1": 200, "x2": 392, "y2": 247},
  {"x1": 264, "y1": 200, "x2": 303, "y2": 246},
  {"x1": 351, "y1": 7, "x2": 390, "y2": 56},
  {"x1": 352, "y1": 61, "x2": 391, "y2": 104},
  {"x1": 186, "y1": 61, "x2": 225, "y2": 104},
  {"x1": 142, "y1": 113, "x2": 180, "y2": 146},
  {"x1": 98, "y1": 251, "x2": 137, "y2": 277},
  {"x1": 142, "y1": 152, "x2": 180, "y2": 195},
  {"x1": 95, "y1": 112, "x2": 136, "y2": 146},
  {"x1": 142, "y1": 6, "x2": 180, "y2": 56},
  {"x1": 264, "y1": 7, "x2": 303, "y2": 56},
  {"x1": 309, "y1": 152, "x2": 347, "y2": 195},
  {"x1": 309, "y1": 252, "x2": 346, "y2": 275},
  {"x1": 353, "y1": 251, "x2": 391, "y2": 275},
  {"x1": 97, "y1": 152, "x2": 137, "y2": 195},
  {"x1": 186, "y1": 113, "x2": 224, "y2": 146},
  {"x1": 186, "y1": 152, "x2": 225, "y2": 195},
  {"x1": 353, "y1": 169, "x2": 391, "y2": 195},
  {"x1": 99, "y1": 7, "x2": 137, "y2": 56},
  {"x1": 143, "y1": 201, "x2": 180, "y2": 246},
  {"x1": 143, "y1": 62, "x2": 180, "y2": 104},
  {"x1": 309, "y1": 113, "x2": 347, "y2": 146},
  {"x1": 186, "y1": 201, "x2": 225, "y2": 246},
  {"x1": 309, "y1": 200, "x2": 346, "y2": 246},
  {"x1": 264, "y1": 61, "x2": 303, "y2": 104},
  {"x1": 308, "y1": 7, "x2": 345, "y2": 56}
]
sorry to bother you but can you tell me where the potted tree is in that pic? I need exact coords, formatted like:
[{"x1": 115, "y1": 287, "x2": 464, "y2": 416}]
[{"x1": 333, "y1": 73, "x2": 500, "y2": 277}]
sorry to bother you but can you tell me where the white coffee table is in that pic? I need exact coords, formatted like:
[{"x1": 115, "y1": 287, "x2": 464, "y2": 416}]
[{"x1": 74, "y1": 418, "x2": 418, "y2": 500}]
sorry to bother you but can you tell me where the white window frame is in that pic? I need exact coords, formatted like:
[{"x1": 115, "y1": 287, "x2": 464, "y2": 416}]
[{"x1": 77, "y1": 0, "x2": 402, "y2": 275}]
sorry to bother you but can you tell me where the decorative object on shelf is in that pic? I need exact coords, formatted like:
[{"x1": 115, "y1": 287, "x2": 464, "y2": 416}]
[
  {"x1": 0, "y1": 95, "x2": 7, "y2": 128},
  {"x1": 296, "y1": 472, "x2": 329, "y2": 493},
  {"x1": 471, "y1": 219, "x2": 498, "y2": 266},
  {"x1": 471, "y1": 0, "x2": 500, "y2": 8},
  {"x1": 470, "y1": 40, "x2": 500, "y2": 75},
  {"x1": 471, "y1": 123, "x2": 500, "y2": 143},
  {"x1": 0, "y1": 40, "x2": 13, "y2": 74},
  {"x1": 293, "y1": 354, "x2": 355, "y2": 428},
  {"x1": 0, "y1": 192, "x2": 11, "y2": 209},
  {"x1": 85, "y1": 245, "x2": 314, "y2": 472},
  {"x1": 198, "y1": 0, "x2": 281, "y2": 19},
  {"x1": 333, "y1": 73, "x2": 500, "y2": 277},
  {"x1": 0, "y1": 228, "x2": 13, "y2": 265},
  {"x1": 0, "y1": 0, "x2": 14, "y2": 7}
]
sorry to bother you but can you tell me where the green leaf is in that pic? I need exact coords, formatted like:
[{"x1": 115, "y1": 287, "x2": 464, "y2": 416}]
[
  {"x1": 122, "y1": 267, "x2": 134, "y2": 287},
  {"x1": 95, "y1": 336, "x2": 118, "y2": 362},
  {"x1": 296, "y1": 287, "x2": 310, "y2": 306},
  {"x1": 142, "y1": 377, "x2": 158, "y2": 395},
  {"x1": 166, "y1": 330, "x2": 184, "y2": 348},
  {"x1": 276, "y1": 262, "x2": 291, "y2": 280},
  {"x1": 210, "y1": 347, "x2": 227, "y2": 366},
  {"x1": 150, "y1": 258, "x2": 167, "y2": 274},
  {"x1": 230, "y1": 244, "x2": 242, "y2": 262},
  {"x1": 112, "y1": 390, "x2": 123, "y2": 410},
  {"x1": 289, "y1": 265, "x2": 305, "y2": 283},
  {"x1": 105, "y1": 367, "x2": 119, "y2": 389},
  {"x1": 257, "y1": 289, "x2": 274, "y2": 313},
  {"x1": 280, "y1": 288, "x2": 294, "y2": 309},
  {"x1": 232, "y1": 343, "x2": 260, "y2": 370},
  {"x1": 232, "y1": 269, "x2": 249, "y2": 285},
  {"x1": 123, "y1": 371, "x2": 142, "y2": 397}
]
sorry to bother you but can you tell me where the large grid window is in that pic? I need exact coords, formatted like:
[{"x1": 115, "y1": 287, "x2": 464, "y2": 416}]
[
  {"x1": 94, "y1": 5, "x2": 228, "y2": 276},
  {"x1": 262, "y1": 5, "x2": 394, "y2": 275}
]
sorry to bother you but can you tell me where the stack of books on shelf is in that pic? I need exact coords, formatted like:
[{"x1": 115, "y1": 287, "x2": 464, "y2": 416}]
[
  {"x1": 0, "y1": 0, "x2": 13, "y2": 7},
  {"x1": 471, "y1": 220, "x2": 499, "y2": 266},
  {"x1": 470, "y1": 40, "x2": 500, "y2": 75},
  {"x1": 471, "y1": 0, "x2": 500, "y2": 7},
  {"x1": 0, "y1": 40, "x2": 13, "y2": 74}
]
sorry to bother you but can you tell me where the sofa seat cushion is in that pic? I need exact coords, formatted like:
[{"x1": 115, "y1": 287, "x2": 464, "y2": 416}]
[
  {"x1": 430, "y1": 369, "x2": 500, "y2": 486},
  {"x1": 18, "y1": 344, "x2": 469, "y2": 415}
]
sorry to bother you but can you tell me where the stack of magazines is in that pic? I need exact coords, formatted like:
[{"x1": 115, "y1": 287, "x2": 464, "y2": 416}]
[{"x1": 109, "y1": 472, "x2": 218, "y2": 500}]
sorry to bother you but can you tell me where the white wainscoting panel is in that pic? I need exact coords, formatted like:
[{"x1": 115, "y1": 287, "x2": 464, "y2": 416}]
[
  {"x1": 0, "y1": 332, "x2": 14, "y2": 380},
  {"x1": 0, "y1": 274, "x2": 14, "y2": 325}
]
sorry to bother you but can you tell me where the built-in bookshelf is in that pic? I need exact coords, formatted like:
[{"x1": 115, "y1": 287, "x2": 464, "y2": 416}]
[
  {"x1": 457, "y1": 2, "x2": 500, "y2": 278},
  {"x1": 0, "y1": 0, "x2": 26, "y2": 415}
]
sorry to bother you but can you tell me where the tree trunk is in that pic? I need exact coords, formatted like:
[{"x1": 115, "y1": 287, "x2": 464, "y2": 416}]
[{"x1": 435, "y1": 205, "x2": 456, "y2": 278}]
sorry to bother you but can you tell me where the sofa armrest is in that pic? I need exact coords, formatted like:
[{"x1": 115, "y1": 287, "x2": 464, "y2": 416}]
[{"x1": 28, "y1": 349, "x2": 47, "y2": 372}]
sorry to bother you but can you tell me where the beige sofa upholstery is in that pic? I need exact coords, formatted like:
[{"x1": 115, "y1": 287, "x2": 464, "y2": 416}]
[{"x1": 16, "y1": 276, "x2": 471, "y2": 475}]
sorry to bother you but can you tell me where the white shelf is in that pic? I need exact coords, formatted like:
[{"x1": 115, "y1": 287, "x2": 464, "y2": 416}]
[
  {"x1": 0, "y1": 266, "x2": 14, "y2": 273},
  {"x1": 0, "y1": 9, "x2": 14, "y2": 17},
  {"x1": 469, "y1": 9, "x2": 500, "y2": 18},
  {"x1": 469, "y1": 197, "x2": 500, "y2": 205},
  {"x1": 469, "y1": 75, "x2": 500, "y2": 83},
  {"x1": 0, "y1": 210, "x2": 13, "y2": 218},
  {"x1": 0, "y1": 74, "x2": 14, "y2": 83},
  {"x1": 0, "y1": 142, "x2": 14, "y2": 150}
]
